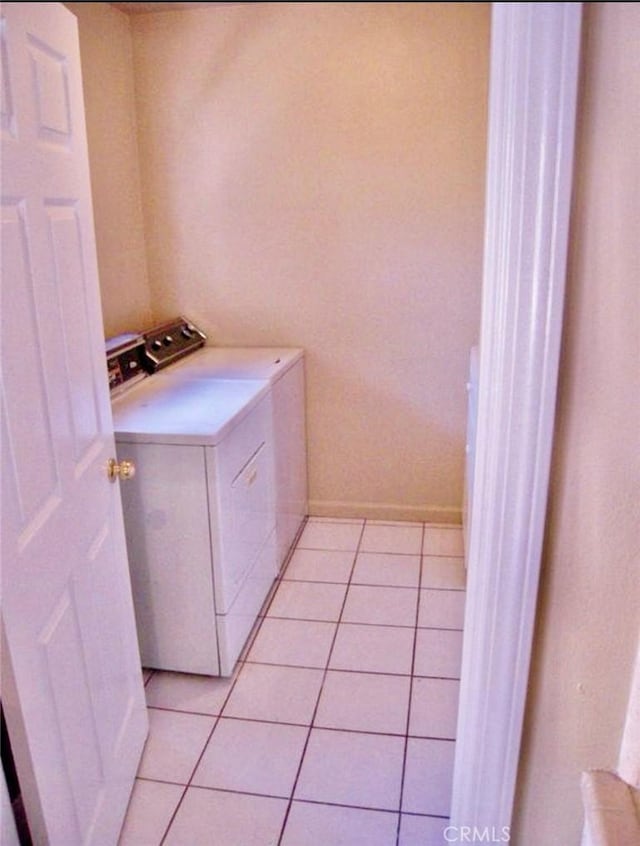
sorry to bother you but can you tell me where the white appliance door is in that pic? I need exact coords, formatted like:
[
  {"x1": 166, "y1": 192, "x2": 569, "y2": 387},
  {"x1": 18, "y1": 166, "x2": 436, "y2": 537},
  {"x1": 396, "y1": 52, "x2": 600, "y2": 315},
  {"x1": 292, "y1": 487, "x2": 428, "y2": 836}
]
[
  {"x1": 229, "y1": 444, "x2": 271, "y2": 591},
  {"x1": 212, "y1": 394, "x2": 275, "y2": 614},
  {"x1": 0, "y1": 3, "x2": 148, "y2": 844}
]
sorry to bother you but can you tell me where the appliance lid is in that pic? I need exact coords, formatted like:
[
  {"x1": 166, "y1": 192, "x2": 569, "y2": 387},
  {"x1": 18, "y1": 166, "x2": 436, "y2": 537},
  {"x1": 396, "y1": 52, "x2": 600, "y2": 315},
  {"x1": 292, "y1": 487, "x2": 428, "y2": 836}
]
[
  {"x1": 111, "y1": 376, "x2": 270, "y2": 445},
  {"x1": 159, "y1": 346, "x2": 304, "y2": 382}
]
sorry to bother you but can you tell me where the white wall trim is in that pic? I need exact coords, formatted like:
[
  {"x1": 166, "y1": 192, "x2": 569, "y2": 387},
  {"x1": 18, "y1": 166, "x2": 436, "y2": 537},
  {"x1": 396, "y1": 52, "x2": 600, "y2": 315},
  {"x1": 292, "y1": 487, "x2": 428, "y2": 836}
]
[
  {"x1": 308, "y1": 499, "x2": 461, "y2": 525},
  {"x1": 451, "y1": 2, "x2": 582, "y2": 832}
]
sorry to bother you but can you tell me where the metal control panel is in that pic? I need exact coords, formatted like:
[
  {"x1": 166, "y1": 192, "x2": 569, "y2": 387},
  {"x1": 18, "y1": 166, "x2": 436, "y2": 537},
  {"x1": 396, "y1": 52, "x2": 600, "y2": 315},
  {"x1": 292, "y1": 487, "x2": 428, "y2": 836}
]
[
  {"x1": 106, "y1": 333, "x2": 147, "y2": 395},
  {"x1": 142, "y1": 317, "x2": 206, "y2": 372}
]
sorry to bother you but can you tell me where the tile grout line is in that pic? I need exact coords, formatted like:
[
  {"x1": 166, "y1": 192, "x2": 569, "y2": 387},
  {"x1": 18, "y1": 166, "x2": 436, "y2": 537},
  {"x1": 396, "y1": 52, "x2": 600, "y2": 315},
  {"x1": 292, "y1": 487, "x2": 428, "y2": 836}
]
[
  {"x1": 297, "y1": 546, "x2": 464, "y2": 560},
  {"x1": 137, "y1": 774, "x2": 450, "y2": 820},
  {"x1": 234, "y1": 659, "x2": 461, "y2": 682},
  {"x1": 395, "y1": 522, "x2": 426, "y2": 846},
  {"x1": 240, "y1": 659, "x2": 412, "y2": 676},
  {"x1": 144, "y1": 667, "x2": 461, "y2": 718},
  {"x1": 263, "y1": 614, "x2": 463, "y2": 632},
  {"x1": 156, "y1": 661, "x2": 245, "y2": 843},
  {"x1": 280, "y1": 795, "x2": 449, "y2": 819},
  {"x1": 275, "y1": 520, "x2": 367, "y2": 846}
]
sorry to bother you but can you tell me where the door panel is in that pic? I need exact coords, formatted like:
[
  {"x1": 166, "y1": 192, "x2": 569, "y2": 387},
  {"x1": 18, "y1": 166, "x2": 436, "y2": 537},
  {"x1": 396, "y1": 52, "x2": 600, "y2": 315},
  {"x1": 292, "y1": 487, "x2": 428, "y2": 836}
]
[
  {"x1": 40, "y1": 591, "x2": 104, "y2": 837},
  {"x1": 48, "y1": 202, "x2": 103, "y2": 464},
  {"x1": 1, "y1": 4, "x2": 147, "y2": 843},
  {"x1": 2, "y1": 200, "x2": 60, "y2": 527},
  {"x1": 28, "y1": 33, "x2": 72, "y2": 146}
]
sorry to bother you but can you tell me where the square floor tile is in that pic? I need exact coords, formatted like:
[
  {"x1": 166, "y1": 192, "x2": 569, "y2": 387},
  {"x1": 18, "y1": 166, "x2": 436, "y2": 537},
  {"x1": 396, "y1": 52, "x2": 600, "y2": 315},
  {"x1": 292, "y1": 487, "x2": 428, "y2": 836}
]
[
  {"x1": 248, "y1": 618, "x2": 336, "y2": 668},
  {"x1": 315, "y1": 670, "x2": 411, "y2": 735},
  {"x1": 192, "y1": 718, "x2": 307, "y2": 798},
  {"x1": 282, "y1": 801, "x2": 398, "y2": 846},
  {"x1": 284, "y1": 548, "x2": 355, "y2": 583},
  {"x1": 330, "y1": 624, "x2": 415, "y2": 675},
  {"x1": 136, "y1": 708, "x2": 215, "y2": 784},
  {"x1": 402, "y1": 738, "x2": 455, "y2": 816},
  {"x1": 352, "y1": 552, "x2": 420, "y2": 588},
  {"x1": 297, "y1": 520, "x2": 363, "y2": 551},
  {"x1": 421, "y1": 556, "x2": 466, "y2": 590},
  {"x1": 342, "y1": 584, "x2": 418, "y2": 627},
  {"x1": 423, "y1": 527, "x2": 464, "y2": 557},
  {"x1": 361, "y1": 522, "x2": 423, "y2": 555},
  {"x1": 118, "y1": 779, "x2": 184, "y2": 846},
  {"x1": 267, "y1": 580, "x2": 347, "y2": 621},
  {"x1": 223, "y1": 663, "x2": 324, "y2": 725},
  {"x1": 399, "y1": 814, "x2": 450, "y2": 846},
  {"x1": 414, "y1": 629, "x2": 463, "y2": 679},
  {"x1": 409, "y1": 678, "x2": 460, "y2": 739},
  {"x1": 295, "y1": 728, "x2": 404, "y2": 810},
  {"x1": 418, "y1": 589, "x2": 466, "y2": 630},
  {"x1": 164, "y1": 787, "x2": 287, "y2": 846},
  {"x1": 145, "y1": 671, "x2": 235, "y2": 715}
]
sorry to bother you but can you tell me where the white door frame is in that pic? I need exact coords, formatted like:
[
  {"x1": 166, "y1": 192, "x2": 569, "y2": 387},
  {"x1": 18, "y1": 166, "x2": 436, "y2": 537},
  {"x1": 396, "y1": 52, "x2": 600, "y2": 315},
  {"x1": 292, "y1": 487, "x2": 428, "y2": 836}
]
[{"x1": 451, "y1": 2, "x2": 582, "y2": 832}]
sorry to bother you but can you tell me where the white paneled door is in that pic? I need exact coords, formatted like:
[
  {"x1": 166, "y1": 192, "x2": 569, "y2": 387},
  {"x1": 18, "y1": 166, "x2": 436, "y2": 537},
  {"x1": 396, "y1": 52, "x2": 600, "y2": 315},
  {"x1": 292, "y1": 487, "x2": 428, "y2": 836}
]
[{"x1": 1, "y1": 4, "x2": 148, "y2": 844}]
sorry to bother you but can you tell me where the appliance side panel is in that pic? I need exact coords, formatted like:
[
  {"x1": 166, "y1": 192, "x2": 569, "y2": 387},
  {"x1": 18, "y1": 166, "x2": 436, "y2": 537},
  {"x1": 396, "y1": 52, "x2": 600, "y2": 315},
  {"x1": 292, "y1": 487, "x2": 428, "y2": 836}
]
[
  {"x1": 116, "y1": 440, "x2": 219, "y2": 674},
  {"x1": 272, "y1": 357, "x2": 308, "y2": 567}
]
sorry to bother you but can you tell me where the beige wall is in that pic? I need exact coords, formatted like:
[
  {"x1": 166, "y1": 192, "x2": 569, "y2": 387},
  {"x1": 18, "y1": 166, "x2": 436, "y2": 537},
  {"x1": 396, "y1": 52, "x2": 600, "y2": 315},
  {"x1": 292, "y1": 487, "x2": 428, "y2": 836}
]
[
  {"x1": 131, "y1": 2, "x2": 489, "y2": 521},
  {"x1": 66, "y1": 2, "x2": 153, "y2": 338},
  {"x1": 514, "y1": 4, "x2": 640, "y2": 843}
]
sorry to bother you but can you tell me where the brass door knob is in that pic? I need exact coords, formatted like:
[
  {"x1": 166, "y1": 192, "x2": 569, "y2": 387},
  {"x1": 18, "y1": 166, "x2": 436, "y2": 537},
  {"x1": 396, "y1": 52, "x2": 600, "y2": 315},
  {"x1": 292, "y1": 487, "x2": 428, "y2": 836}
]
[{"x1": 107, "y1": 458, "x2": 136, "y2": 482}]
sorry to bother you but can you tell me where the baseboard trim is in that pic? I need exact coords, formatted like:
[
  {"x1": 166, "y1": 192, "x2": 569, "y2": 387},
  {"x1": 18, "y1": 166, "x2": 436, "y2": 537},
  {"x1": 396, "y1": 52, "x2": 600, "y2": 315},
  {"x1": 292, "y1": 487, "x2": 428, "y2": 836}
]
[{"x1": 308, "y1": 499, "x2": 461, "y2": 526}]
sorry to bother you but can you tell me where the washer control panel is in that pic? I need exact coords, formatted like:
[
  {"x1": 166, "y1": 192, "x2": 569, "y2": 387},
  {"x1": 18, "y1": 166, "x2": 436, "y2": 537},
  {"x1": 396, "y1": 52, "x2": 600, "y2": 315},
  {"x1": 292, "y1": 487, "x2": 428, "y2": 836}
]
[{"x1": 142, "y1": 317, "x2": 206, "y2": 372}]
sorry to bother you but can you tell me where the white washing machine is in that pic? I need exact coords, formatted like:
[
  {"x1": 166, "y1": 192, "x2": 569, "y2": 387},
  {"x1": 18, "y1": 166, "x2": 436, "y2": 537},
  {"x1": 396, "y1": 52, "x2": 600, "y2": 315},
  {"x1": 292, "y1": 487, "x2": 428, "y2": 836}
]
[
  {"x1": 162, "y1": 346, "x2": 308, "y2": 571},
  {"x1": 108, "y1": 321, "x2": 284, "y2": 676}
]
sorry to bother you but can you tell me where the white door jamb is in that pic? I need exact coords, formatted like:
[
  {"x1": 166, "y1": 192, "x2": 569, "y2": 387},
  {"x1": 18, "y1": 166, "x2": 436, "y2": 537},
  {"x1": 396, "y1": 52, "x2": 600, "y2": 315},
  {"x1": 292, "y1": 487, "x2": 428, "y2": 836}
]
[{"x1": 451, "y1": 2, "x2": 583, "y2": 832}]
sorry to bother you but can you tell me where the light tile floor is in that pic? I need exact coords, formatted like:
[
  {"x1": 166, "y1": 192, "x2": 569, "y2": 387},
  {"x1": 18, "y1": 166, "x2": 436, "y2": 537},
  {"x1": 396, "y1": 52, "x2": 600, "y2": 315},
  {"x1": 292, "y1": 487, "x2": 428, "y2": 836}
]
[{"x1": 119, "y1": 519, "x2": 466, "y2": 846}]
